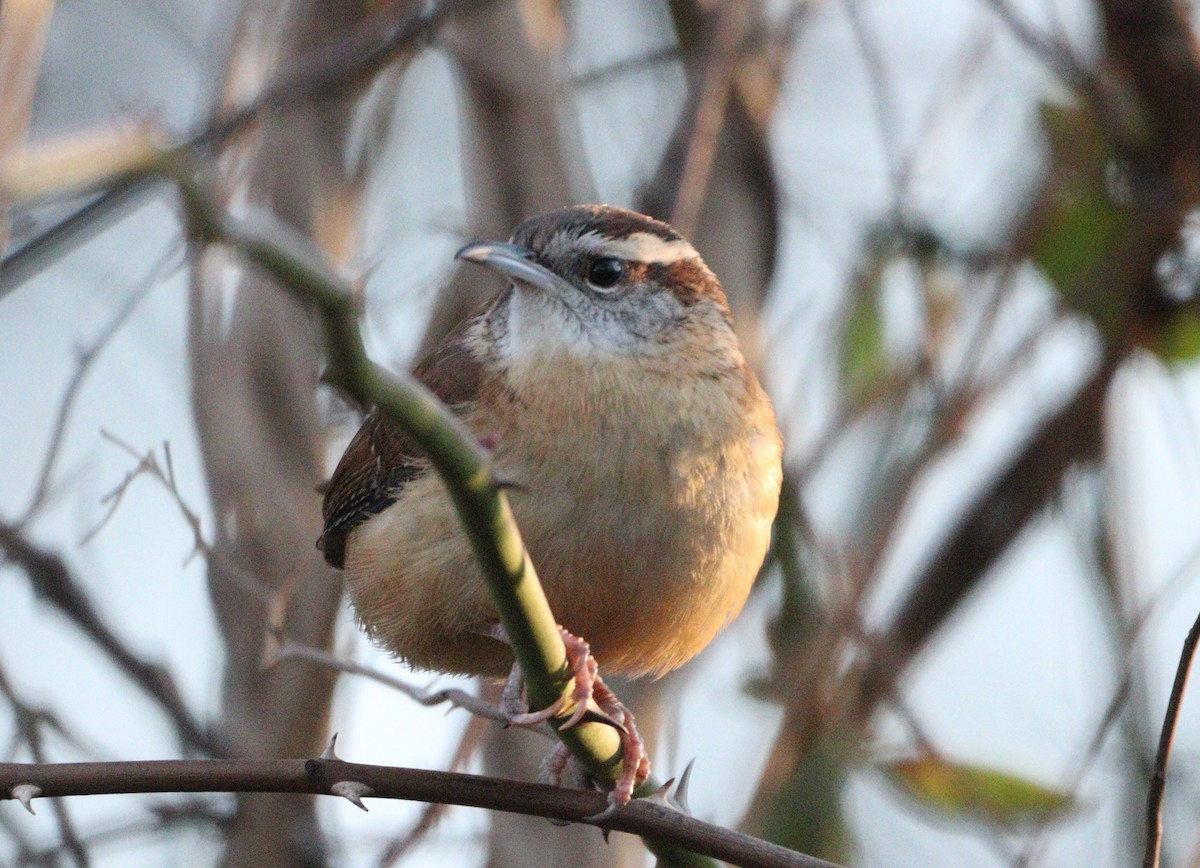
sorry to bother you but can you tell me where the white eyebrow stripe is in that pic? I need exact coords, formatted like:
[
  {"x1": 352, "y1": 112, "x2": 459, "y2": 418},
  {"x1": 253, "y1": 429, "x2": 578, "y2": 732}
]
[{"x1": 578, "y1": 231, "x2": 699, "y2": 264}]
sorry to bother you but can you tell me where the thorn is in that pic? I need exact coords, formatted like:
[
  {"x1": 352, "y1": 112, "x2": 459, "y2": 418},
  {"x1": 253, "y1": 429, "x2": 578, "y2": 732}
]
[
  {"x1": 648, "y1": 777, "x2": 677, "y2": 802},
  {"x1": 12, "y1": 784, "x2": 41, "y2": 815},
  {"x1": 330, "y1": 780, "x2": 372, "y2": 812},
  {"x1": 582, "y1": 800, "x2": 622, "y2": 825},
  {"x1": 493, "y1": 478, "x2": 528, "y2": 494},
  {"x1": 320, "y1": 733, "x2": 340, "y2": 760},
  {"x1": 674, "y1": 758, "x2": 695, "y2": 815},
  {"x1": 600, "y1": 826, "x2": 611, "y2": 843}
]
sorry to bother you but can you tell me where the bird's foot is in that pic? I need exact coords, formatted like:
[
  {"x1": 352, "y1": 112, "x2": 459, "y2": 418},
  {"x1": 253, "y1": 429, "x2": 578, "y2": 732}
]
[
  {"x1": 493, "y1": 625, "x2": 600, "y2": 729},
  {"x1": 500, "y1": 660, "x2": 563, "y2": 727},
  {"x1": 490, "y1": 623, "x2": 650, "y2": 806}
]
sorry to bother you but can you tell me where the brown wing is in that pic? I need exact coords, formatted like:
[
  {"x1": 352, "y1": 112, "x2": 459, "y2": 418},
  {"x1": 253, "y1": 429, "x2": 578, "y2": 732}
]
[{"x1": 318, "y1": 314, "x2": 489, "y2": 568}]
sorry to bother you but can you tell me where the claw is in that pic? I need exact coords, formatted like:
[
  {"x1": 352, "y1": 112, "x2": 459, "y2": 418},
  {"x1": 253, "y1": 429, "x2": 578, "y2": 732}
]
[
  {"x1": 563, "y1": 706, "x2": 627, "y2": 734},
  {"x1": 558, "y1": 696, "x2": 591, "y2": 730},
  {"x1": 500, "y1": 659, "x2": 566, "y2": 727},
  {"x1": 507, "y1": 695, "x2": 566, "y2": 727}
]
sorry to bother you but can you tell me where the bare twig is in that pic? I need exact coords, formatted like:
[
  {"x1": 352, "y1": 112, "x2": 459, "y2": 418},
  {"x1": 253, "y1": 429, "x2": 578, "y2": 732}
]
[
  {"x1": 267, "y1": 642, "x2": 527, "y2": 729},
  {"x1": 1143, "y1": 608, "x2": 1200, "y2": 868},
  {"x1": 79, "y1": 432, "x2": 276, "y2": 606},
  {"x1": 18, "y1": 245, "x2": 180, "y2": 523},
  {"x1": 82, "y1": 434, "x2": 208, "y2": 559},
  {"x1": 0, "y1": 759, "x2": 839, "y2": 868}
]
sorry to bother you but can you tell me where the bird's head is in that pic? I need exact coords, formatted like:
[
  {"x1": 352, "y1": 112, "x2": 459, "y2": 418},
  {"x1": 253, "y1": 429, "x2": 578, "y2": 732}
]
[{"x1": 456, "y1": 205, "x2": 737, "y2": 366}]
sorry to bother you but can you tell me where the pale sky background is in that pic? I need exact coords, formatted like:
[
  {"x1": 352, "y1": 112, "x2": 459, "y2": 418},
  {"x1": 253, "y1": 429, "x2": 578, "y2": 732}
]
[{"x1": 5, "y1": 0, "x2": 1200, "y2": 865}]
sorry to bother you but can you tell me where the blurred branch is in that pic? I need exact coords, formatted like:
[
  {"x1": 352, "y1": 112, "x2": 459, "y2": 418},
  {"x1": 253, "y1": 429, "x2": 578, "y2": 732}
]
[
  {"x1": 1143, "y1": 606, "x2": 1200, "y2": 868},
  {"x1": 843, "y1": 0, "x2": 903, "y2": 210},
  {"x1": 641, "y1": 0, "x2": 780, "y2": 367},
  {"x1": 858, "y1": 0, "x2": 1200, "y2": 728},
  {"x1": 0, "y1": 0, "x2": 55, "y2": 256},
  {"x1": 10, "y1": 800, "x2": 228, "y2": 868},
  {"x1": 1097, "y1": 0, "x2": 1200, "y2": 168},
  {"x1": 570, "y1": 45, "x2": 680, "y2": 88},
  {"x1": 0, "y1": 521, "x2": 219, "y2": 756},
  {"x1": 0, "y1": 666, "x2": 89, "y2": 868},
  {"x1": 854, "y1": 357, "x2": 1114, "y2": 716},
  {"x1": 0, "y1": 759, "x2": 836, "y2": 868},
  {"x1": 0, "y1": 0, "x2": 486, "y2": 297},
  {"x1": 666, "y1": 1, "x2": 753, "y2": 237},
  {"x1": 267, "y1": 642, "x2": 522, "y2": 728},
  {"x1": 980, "y1": 0, "x2": 1117, "y2": 130}
]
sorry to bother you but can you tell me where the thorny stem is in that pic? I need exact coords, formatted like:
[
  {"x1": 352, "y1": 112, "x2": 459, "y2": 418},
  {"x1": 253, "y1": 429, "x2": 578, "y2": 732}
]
[
  {"x1": 1143, "y1": 607, "x2": 1200, "y2": 868},
  {"x1": 0, "y1": 760, "x2": 837, "y2": 868}
]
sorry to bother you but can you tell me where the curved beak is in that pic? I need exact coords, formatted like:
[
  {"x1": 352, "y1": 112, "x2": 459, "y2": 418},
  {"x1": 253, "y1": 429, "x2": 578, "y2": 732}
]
[{"x1": 455, "y1": 241, "x2": 573, "y2": 295}]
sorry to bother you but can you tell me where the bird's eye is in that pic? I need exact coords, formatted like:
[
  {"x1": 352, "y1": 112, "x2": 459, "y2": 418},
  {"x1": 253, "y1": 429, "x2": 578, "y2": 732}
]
[{"x1": 587, "y1": 257, "x2": 625, "y2": 289}]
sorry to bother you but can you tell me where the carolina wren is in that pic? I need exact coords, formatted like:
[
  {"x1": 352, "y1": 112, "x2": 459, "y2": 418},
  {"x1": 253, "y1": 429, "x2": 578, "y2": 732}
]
[{"x1": 319, "y1": 205, "x2": 782, "y2": 799}]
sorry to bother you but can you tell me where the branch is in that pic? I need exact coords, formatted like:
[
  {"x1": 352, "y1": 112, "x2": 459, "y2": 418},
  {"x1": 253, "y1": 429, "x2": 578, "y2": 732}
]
[
  {"x1": 0, "y1": 759, "x2": 834, "y2": 868},
  {"x1": 266, "y1": 641, "x2": 523, "y2": 729},
  {"x1": 1142, "y1": 607, "x2": 1200, "y2": 868}
]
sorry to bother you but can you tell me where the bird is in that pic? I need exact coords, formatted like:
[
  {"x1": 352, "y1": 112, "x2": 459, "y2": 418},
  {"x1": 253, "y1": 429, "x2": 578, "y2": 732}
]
[{"x1": 318, "y1": 204, "x2": 783, "y2": 804}]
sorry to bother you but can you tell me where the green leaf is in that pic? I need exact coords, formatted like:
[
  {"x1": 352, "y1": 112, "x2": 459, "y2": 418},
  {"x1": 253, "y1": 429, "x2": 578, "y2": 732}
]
[
  {"x1": 1033, "y1": 102, "x2": 1129, "y2": 300},
  {"x1": 1156, "y1": 311, "x2": 1200, "y2": 363},
  {"x1": 840, "y1": 285, "x2": 887, "y2": 400},
  {"x1": 880, "y1": 756, "x2": 1076, "y2": 827}
]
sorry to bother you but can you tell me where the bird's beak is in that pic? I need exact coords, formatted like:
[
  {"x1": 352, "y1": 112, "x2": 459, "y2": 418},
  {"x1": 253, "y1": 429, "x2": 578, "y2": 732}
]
[{"x1": 455, "y1": 241, "x2": 574, "y2": 296}]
